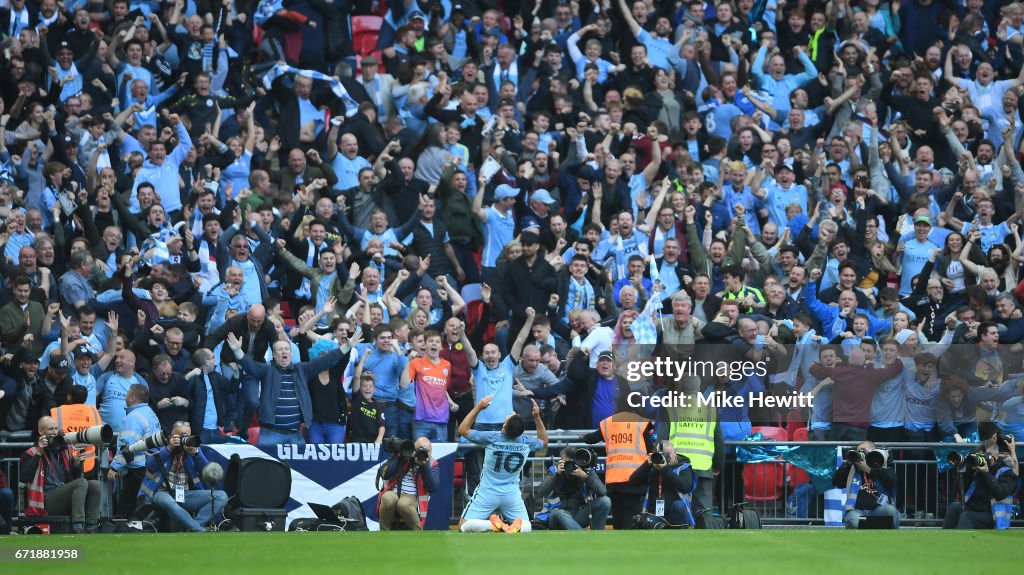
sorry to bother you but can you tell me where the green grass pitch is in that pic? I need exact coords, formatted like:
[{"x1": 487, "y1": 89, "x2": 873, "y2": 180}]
[{"x1": 0, "y1": 530, "x2": 1018, "y2": 574}]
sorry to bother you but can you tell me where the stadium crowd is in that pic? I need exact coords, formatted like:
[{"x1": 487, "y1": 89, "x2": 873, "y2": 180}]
[{"x1": 0, "y1": 0, "x2": 1023, "y2": 531}]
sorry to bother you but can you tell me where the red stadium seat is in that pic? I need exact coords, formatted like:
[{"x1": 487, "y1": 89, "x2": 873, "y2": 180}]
[
  {"x1": 744, "y1": 426, "x2": 790, "y2": 500},
  {"x1": 743, "y1": 462, "x2": 784, "y2": 501},
  {"x1": 352, "y1": 15, "x2": 383, "y2": 56},
  {"x1": 454, "y1": 459, "x2": 465, "y2": 489},
  {"x1": 788, "y1": 427, "x2": 811, "y2": 488},
  {"x1": 352, "y1": 15, "x2": 383, "y2": 34},
  {"x1": 786, "y1": 410, "x2": 806, "y2": 437},
  {"x1": 247, "y1": 427, "x2": 260, "y2": 445},
  {"x1": 750, "y1": 426, "x2": 788, "y2": 442}
]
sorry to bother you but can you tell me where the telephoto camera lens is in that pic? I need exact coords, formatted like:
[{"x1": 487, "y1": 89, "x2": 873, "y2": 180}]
[
  {"x1": 381, "y1": 437, "x2": 416, "y2": 458},
  {"x1": 967, "y1": 453, "x2": 990, "y2": 469},
  {"x1": 845, "y1": 449, "x2": 865, "y2": 464},
  {"x1": 180, "y1": 435, "x2": 202, "y2": 449},
  {"x1": 414, "y1": 446, "x2": 429, "y2": 463},
  {"x1": 398, "y1": 440, "x2": 415, "y2": 458},
  {"x1": 865, "y1": 449, "x2": 889, "y2": 469},
  {"x1": 573, "y1": 448, "x2": 596, "y2": 469}
]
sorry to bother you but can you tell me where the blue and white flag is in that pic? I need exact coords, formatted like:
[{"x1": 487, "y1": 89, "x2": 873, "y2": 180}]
[
  {"x1": 823, "y1": 448, "x2": 844, "y2": 526},
  {"x1": 205, "y1": 443, "x2": 457, "y2": 530},
  {"x1": 261, "y1": 63, "x2": 361, "y2": 117}
]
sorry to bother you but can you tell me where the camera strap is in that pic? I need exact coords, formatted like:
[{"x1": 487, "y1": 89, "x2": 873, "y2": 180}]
[{"x1": 153, "y1": 451, "x2": 175, "y2": 495}]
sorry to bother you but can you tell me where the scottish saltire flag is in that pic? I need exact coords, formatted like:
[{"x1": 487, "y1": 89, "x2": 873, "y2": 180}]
[
  {"x1": 260, "y1": 63, "x2": 361, "y2": 117},
  {"x1": 206, "y1": 443, "x2": 457, "y2": 530},
  {"x1": 823, "y1": 447, "x2": 844, "y2": 526}
]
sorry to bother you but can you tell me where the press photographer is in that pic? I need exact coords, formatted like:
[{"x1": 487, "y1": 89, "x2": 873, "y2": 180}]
[
  {"x1": 629, "y1": 441, "x2": 697, "y2": 528},
  {"x1": 376, "y1": 437, "x2": 439, "y2": 530},
  {"x1": 537, "y1": 447, "x2": 610, "y2": 531},
  {"x1": 18, "y1": 416, "x2": 102, "y2": 533},
  {"x1": 944, "y1": 424, "x2": 1019, "y2": 530},
  {"x1": 137, "y1": 421, "x2": 228, "y2": 532},
  {"x1": 831, "y1": 441, "x2": 898, "y2": 529}
]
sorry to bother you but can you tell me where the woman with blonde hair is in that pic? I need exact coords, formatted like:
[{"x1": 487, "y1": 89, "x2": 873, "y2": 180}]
[{"x1": 858, "y1": 239, "x2": 899, "y2": 293}]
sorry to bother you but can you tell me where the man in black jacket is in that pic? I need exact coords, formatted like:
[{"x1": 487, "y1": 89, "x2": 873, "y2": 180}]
[
  {"x1": 203, "y1": 305, "x2": 278, "y2": 438},
  {"x1": 505, "y1": 232, "x2": 557, "y2": 344},
  {"x1": 943, "y1": 425, "x2": 1020, "y2": 530},
  {"x1": 629, "y1": 441, "x2": 697, "y2": 527},
  {"x1": 424, "y1": 80, "x2": 484, "y2": 167},
  {"x1": 535, "y1": 350, "x2": 633, "y2": 430},
  {"x1": 186, "y1": 348, "x2": 237, "y2": 443},
  {"x1": 831, "y1": 440, "x2": 899, "y2": 529},
  {"x1": 538, "y1": 447, "x2": 611, "y2": 530}
]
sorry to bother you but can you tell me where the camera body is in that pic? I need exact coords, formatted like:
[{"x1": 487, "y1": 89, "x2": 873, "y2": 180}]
[
  {"x1": 844, "y1": 448, "x2": 889, "y2": 469},
  {"x1": 563, "y1": 459, "x2": 578, "y2": 475},
  {"x1": 651, "y1": 443, "x2": 667, "y2": 466},
  {"x1": 122, "y1": 430, "x2": 200, "y2": 459},
  {"x1": 414, "y1": 446, "x2": 430, "y2": 464}
]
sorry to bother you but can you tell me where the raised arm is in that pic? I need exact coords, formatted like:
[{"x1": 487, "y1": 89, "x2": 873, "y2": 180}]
[
  {"x1": 616, "y1": 0, "x2": 641, "y2": 37},
  {"x1": 472, "y1": 172, "x2": 489, "y2": 222},
  {"x1": 943, "y1": 49, "x2": 964, "y2": 89},
  {"x1": 640, "y1": 125, "x2": 663, "y2": 186},
  {"x1": 509, "y1": 307, "x2": 536, "y2": 362}
]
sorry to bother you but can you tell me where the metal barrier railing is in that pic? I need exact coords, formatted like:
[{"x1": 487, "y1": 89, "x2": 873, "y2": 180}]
[
  {"x1": 715, "y1": 440, "x2": 987, "y2": 527},
  {"x1": 451, "y1": 438, "x2": 1014, "y2": 527},
  {"x1": 5, "y1": 437, "x2": 1013, "y2": 529}
]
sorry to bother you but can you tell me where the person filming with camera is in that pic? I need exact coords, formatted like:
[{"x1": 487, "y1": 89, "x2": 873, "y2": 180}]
[
  {"x1": 629, "y1": 440, "x2": 697, "y2": 528},
  {"x1": 376, "y1": 437, "x2": 439, "y2": 530},
  {"x1": 137, "y1": 421, "x2": 228, "y2": 532},
  {"x1": 944, "y1": 423, "x2": 1019, "y2": 530},
  {"x1": 831, "y1": 440, "x2": 899, "y2": 529},
  {"x1": 538, "y1": 447, "x2": 611, "y2": 531},
  {"x1": 19, "y1": 416, "x2": 101, "y2": 533}
]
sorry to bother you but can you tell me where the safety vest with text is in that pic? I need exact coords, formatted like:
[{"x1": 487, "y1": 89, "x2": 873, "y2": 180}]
[
  {"x1": 667, "y1": 404, "x2": 716, "y2": 472},
  {"x1": 599, "y1": 417, "x2": 649, "y2": 484},
  {"x1": 51, "y1": 404, "x2": 102, "y2": 474}
]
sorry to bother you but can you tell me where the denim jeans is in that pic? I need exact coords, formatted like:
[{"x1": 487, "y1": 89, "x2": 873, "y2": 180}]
[
  {"x1": 412, "y1": 420, "x2": 447, "y2": 442},
  {"x1": 381, "y1": 402, "x2": 399, "y2": 439},
  {"x1": 258, "y1": 427, "x2": 305, "y2": 447},
  {"x1": 308, "y1": 422, "x2": 346, "y2": 443},
  {"x1": 667, "y1": 499, "x2": 693, "y2": 527},
  {"x1": 843, "y1": 504, "x2": 899, "y2": 529},
  {"x1": 237, "y1": 375, "x2": 261, "y2": 436},
  {"x1": 395, "y1": 406, "x2": 414, "y2": 440},
  {"x1": 199, "y1": 428, "x2": 229, "y2": 445},
  {"x1": 152, "y1": 489, "x2": 228, "y2": 532},
  {"x1": 549, "y1": 496, "x2": 612, "y2": 530},
  {"x1": 0, "y1": 487, "x2": 13, "y2": 531}
]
